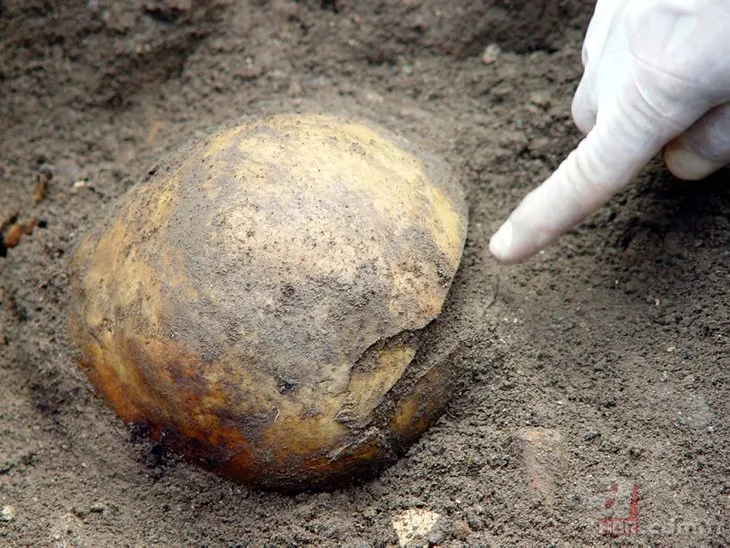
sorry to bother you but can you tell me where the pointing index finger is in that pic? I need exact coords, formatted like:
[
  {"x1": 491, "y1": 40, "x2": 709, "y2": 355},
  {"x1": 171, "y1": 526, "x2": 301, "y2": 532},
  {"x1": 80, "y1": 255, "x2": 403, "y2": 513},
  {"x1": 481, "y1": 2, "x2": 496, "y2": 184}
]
[{"x1": 489, "y1": 95, "x2": 673, "y2": 263}]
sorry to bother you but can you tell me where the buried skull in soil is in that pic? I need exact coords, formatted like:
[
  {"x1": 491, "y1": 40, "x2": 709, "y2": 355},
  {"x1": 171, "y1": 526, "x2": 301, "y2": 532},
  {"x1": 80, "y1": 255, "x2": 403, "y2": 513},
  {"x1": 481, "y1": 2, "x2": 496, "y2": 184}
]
[{"x1": 67, "y1": 113, "x2": 469, "y2": 491}]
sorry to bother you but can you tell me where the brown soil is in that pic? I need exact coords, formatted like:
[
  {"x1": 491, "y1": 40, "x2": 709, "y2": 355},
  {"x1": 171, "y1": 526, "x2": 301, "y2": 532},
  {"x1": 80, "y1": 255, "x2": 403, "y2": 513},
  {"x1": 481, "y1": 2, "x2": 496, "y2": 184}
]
[{"x1": 1, "y1": 0, "x2": 727, "y2": 545}]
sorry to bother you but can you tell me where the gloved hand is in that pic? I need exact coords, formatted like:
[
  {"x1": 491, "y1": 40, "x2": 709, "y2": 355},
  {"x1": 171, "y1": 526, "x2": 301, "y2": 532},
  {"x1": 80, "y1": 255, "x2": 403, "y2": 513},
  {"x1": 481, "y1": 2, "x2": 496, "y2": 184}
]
[{"x1": 489, "y1": 0, "x2": 730, "y2": 264}]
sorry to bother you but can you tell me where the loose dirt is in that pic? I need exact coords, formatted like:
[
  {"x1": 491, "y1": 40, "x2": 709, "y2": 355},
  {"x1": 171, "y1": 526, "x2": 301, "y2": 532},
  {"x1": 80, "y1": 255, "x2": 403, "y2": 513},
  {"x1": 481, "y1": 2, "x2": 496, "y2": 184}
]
[{"x1": 1, "y1": 1, "x2": 727, "y2": 545}]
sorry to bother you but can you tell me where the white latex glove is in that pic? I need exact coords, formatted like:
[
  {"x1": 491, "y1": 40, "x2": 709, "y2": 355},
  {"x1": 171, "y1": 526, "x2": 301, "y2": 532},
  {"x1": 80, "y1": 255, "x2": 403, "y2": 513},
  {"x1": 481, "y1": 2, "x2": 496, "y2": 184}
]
[{"x1": 489, "y1": 0, "x2": 730, "y2": 263}]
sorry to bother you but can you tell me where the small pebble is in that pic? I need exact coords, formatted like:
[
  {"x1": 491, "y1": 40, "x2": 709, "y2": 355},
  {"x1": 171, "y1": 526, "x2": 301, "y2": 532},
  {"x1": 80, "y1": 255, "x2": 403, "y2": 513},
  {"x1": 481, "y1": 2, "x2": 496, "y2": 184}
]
[
  {"x1": 1, "y1": 505, "x2": 15, "y2": 522},
  {"x1": 481, "y1": 43, "x2": 501, "y2": 64},
  {"x1": 529, "y1": 91, "x2": 552, "y2": 109},
  {"x1": 392, "y1": 508, "x2": 440, "y2": 547}
]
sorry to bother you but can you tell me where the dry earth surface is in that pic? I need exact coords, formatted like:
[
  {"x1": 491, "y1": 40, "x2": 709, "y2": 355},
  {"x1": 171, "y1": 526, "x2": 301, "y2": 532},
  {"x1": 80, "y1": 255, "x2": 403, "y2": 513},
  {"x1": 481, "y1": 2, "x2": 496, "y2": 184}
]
[{"x1": 0, "y1": 0, "x2": 728, "y2": 545}]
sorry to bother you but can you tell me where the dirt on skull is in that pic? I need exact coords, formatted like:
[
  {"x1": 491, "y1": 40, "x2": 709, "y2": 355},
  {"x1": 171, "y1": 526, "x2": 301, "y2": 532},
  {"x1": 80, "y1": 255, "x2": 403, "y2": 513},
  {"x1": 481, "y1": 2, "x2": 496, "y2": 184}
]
[
  {"x1": 0, "y1": 0, "x2": 728, "y2": 545},
  {"x1": 67, "y1": 113, "x2": 470, "y2": 491}
]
